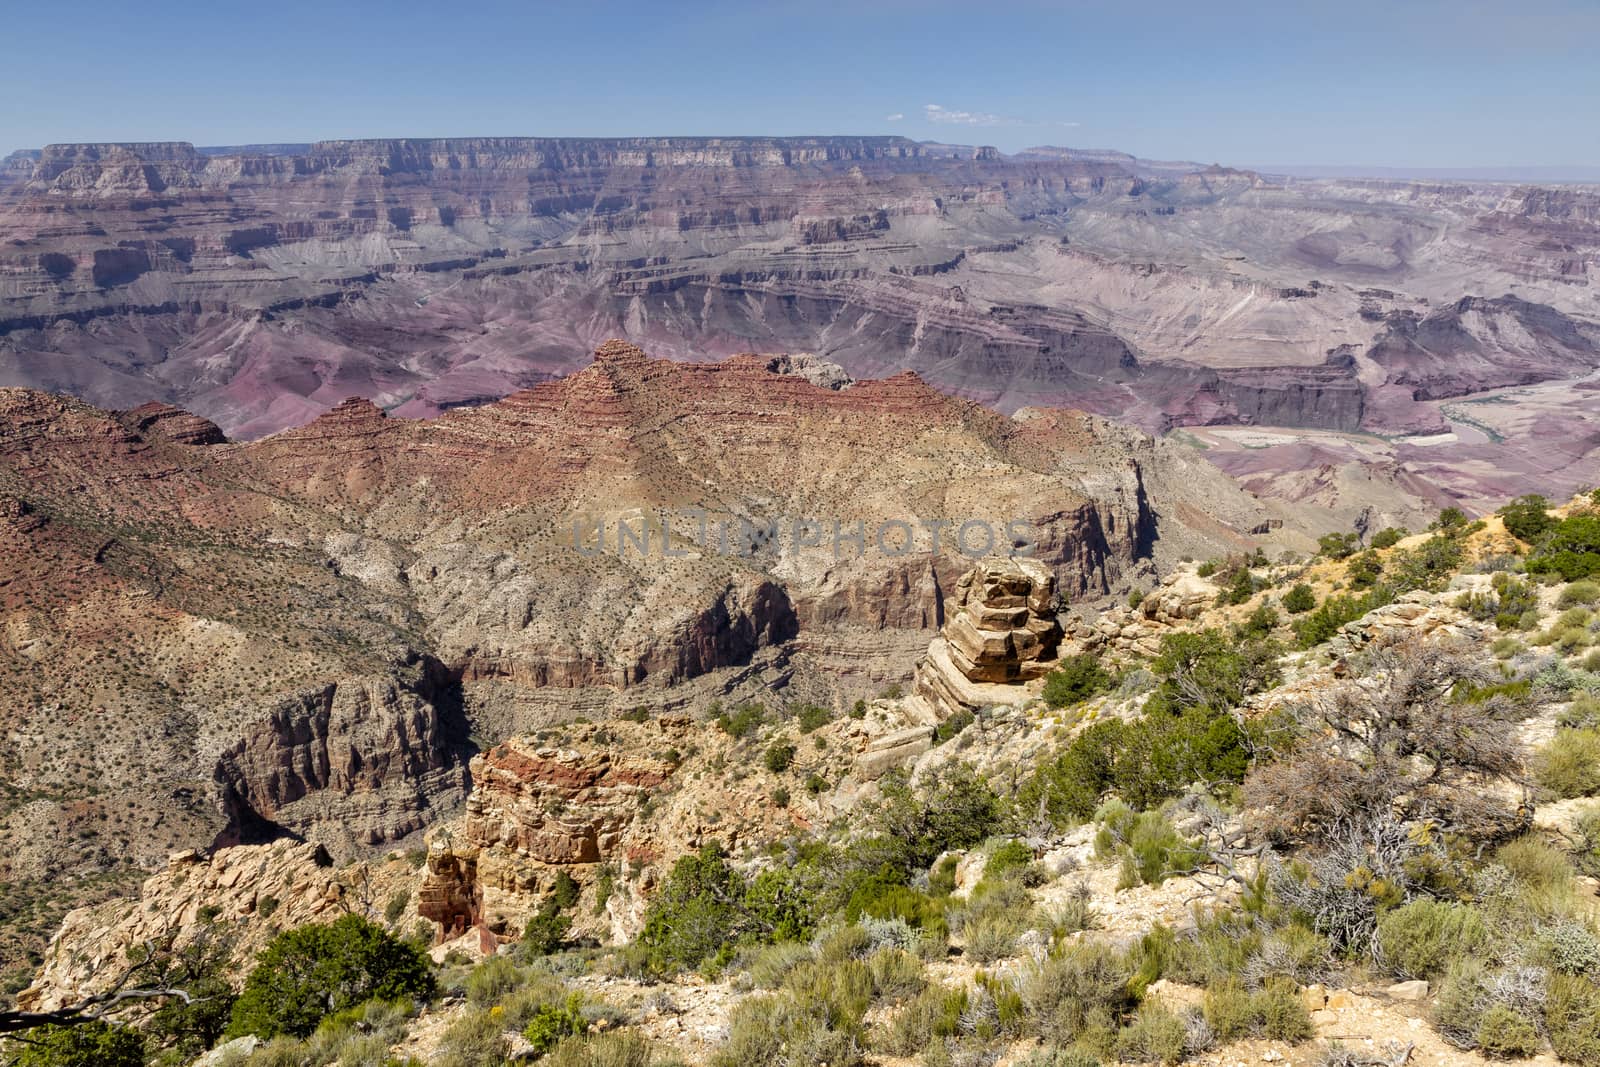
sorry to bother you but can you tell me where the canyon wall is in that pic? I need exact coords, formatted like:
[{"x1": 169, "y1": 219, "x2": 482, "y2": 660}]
[{"x1": 6, "y1": 138, "x2": 1593, "y2": 441}]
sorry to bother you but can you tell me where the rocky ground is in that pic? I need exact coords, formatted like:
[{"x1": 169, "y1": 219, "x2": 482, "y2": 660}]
[{"x1": 15, "y1": 498, "x2": 1600, "y2": 1066}]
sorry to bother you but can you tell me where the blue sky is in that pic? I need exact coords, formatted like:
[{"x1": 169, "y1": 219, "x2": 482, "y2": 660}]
[{"x1": 3, "y1": 0, "x2": 1596, "y2": 168}]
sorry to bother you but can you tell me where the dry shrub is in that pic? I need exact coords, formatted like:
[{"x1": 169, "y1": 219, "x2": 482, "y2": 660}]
[
  {"x1": 1535, "y1": 729, "x2": 1600, "y2": 798},
  {"x1": 1245, "y1": 635, "x2": 1527, "y2": 844}
]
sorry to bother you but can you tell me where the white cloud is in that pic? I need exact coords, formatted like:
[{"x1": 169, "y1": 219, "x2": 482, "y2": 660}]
[
  {"x1": 923, "y1": 103, "x2": 1022, "y2": 127},
  {"x1": 885, "y1": 113, "x2": 905, "y2": 121},
  {"x1": 919, "y1": 104, "x2": 1079, "y2": 129}
]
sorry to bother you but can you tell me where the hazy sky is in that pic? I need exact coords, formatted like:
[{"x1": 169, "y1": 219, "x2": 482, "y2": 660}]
[{"x1": 3, "y1": 0, "x2": 1597, "y2": 168}]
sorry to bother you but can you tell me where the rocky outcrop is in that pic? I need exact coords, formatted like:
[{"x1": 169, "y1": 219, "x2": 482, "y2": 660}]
[
  {"x1": 1063, "y1": 568, "x2": 1218, "y2": 659},
  {"x1": 417, "y1": 718, "x2": 800, "y2": 944},
  {"x1": 1213, "y1": 354, "x2": 1366, "y2": 432},
  {"x1": 850, "y1": 724, "x2": 938, "y2": 782},
  {"x1": 942, "y1": 558, "x2": 1062, "y2": 683},
  {"x1": 437, "y1": 735, "x2": 677, "y2": 939},
  {"x1": 19, "y1": 841, "x2": 345, "y2": 1011},
  {"x1": 212, "y1": 655, "x2": 471, "y2": 859},
  {"x1": 19, "y1": 839, "x2": 432, "y2": 1012},
  {"x1": 1365, "y1": 295, "x2": 1600, "y2": 402},
  {"x1": 119, "y1": 401, "x2": 228, "y2": 446},
  {"x1": 418, "y1": 844, "x2": 481, "y2": 940},
  {"x1": 760, "y1": 353, "x2": 854, "y2": 390},
  {"x1": 463, "y1": 741, "x2": 675, "y2": 866},
  {"x1": 1321, "y1": 588, "x2": 1480, "y2": 661},
  {"x1": 906, "y1": 557, "x2": 1063, "y2": 720}
]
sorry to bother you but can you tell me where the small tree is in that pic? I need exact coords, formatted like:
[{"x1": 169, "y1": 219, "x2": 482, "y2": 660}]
[
  {"x1": 227, "y1": 914, "x2": 435, "y2": 1039},
  {"x1": 1282, "y1": 584, "x2": 1316, "y2": 614},
  {"x1": 1148, "y1": 629, "x2": 1280, "y2": 714},
  {"x1": 1370, "y1": 527, "x2": 1406, "y2": 550},
  {"x1": 1236, "y1": 602, "x2": 1280, "y2": 640},
  {"x1": 1245, "y1": 635, "x2": 1527, "y2": 843},
  {"x1": 1221, "y1": 567, "x2": 1258, "y2": 605},
  {"x1": 870, "y1": 763, "x2": 1005, "y2": 873},
  {"x1": 1497, "y1": 495, "x2": 1553, "y2": 542},
  {"x1": 521, "y1": 902, "x2": 572, "y2": 957},
  {"x1": 1318, "y1": 532, "x2": 1359, "y2": 560},
  {"x1": 763, "y1": 742, "x2": 796, "y2": 773},
  {"x1": 636, "y1": 843, "x2": 755, "y2": 974},
  {"x1": 5, "y1": 1022, "x2": 144, "y2": 1067},
  {"x1": 1042, "y1": 654, "x2": 1112, "y2": 708},
  {"x1": 1017, "y1": 720, "x2": 1122, "y2": 829},
  {"x1": 550, "y1": 870, "x2": 581, "y2": 910},
  {"x1": 1346, "y1": 551, "x2": 1384, "y2": 591},
  {"x1": 1527, "y1": 515, "x2": 1600, "y2": 581},
  {"x1": 139, "y1": 926, "x2": 238, "y2": 1059}
]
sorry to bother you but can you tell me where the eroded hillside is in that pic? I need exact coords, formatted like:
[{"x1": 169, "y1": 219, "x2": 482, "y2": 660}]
[
  {"x1": 0, "y1": 341, "x2": 1286, "y2": 999},
  {"x1": 10, "y1": 492, "x2": 1600, "y2": 1067}
]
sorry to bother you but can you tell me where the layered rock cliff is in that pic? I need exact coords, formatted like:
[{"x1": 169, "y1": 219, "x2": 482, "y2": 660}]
[
  {"x1": 419, "y1": 718, "x2": 798, "y2": 945},
  {"x1": 908, "y1": 556, "x2": 1065, "y2": 720},
  {"x1": 5, "y1": 137, "x2": 1593, "y2": 450},
  {"x1": 213, "y1": 654, "x2": 471, "y2": 859}
]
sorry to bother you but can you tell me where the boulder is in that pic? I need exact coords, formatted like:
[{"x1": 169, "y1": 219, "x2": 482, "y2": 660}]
[
  {"x1": 853, "y1": 725, "x2": 936, "y2": 781},
  {"x1": 1385, "y1": 979, "x2": 1430, "y2": 1001},
  {"x1": 195, "y1": 1037, "x2": 260, "y2": 1066}
]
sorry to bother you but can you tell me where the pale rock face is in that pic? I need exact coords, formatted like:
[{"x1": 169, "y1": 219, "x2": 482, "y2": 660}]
[
  {"x1": 1321, "y1": 590, "x2": 1477, "y2": 659},
  {"x1": 901, "y1": 556, "x2": 1064, "y2": 722},
  {"x1": 940, "y1": 557, "x2": 1062, "y2": 683},
  {"x1": 20, "y1": 841, "x2": 354, "y2": 1011},
  {"x1": 195, "y1": 1037, "x2": 261, "y2": 1066}
]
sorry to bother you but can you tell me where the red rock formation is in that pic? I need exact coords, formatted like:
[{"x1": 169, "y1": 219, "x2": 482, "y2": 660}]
[
  {"x1": 465, "y1": 741, "x2": 673, "y2": 865},
  {"x1": 417, "y1": 717, "x2": 795, "y2": 941},
  {"x1": 0, "y1": 342, "x2": 1273, "y2": 915},
  {"x1": 120, "y1": 402, "x2": 228, "y2": 446},
  {"x1": 418, "y1": 846, "x2": 481, "y2": 940}
]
